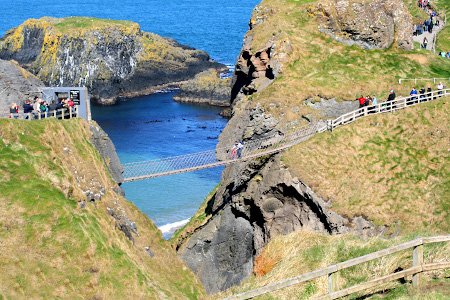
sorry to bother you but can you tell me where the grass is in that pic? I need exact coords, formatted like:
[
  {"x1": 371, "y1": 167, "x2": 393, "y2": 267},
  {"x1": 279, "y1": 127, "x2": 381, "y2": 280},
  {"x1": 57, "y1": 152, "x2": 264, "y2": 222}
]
[
  {"x1": 0, "y1": 119, "x2": 204, "y2": 298},
  {"x1": 435, "y1": 0, "x2": 450, "y2": 53},
  {"x1": 283, "y1": 98, "x2": 450, "y2": 233},
  {"x1": 217, "y1": 231, "x2": 450, "y2": 299},
  {"x1": 237, "y1": 0, "x2": 450, "y2": 129}
]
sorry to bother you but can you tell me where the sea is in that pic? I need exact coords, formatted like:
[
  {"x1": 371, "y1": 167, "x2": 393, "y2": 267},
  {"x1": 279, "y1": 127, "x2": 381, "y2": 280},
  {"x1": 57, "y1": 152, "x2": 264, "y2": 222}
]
[{"x1": 0, "y1": 0, "x2": 260, "y2": 237}]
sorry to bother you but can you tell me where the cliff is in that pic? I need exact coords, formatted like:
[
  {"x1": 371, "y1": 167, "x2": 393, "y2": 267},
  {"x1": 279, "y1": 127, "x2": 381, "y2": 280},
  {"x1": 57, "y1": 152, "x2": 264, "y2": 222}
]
[
  {"x1": 174, "y1": 68, "x2": 232, "y2": 107},
  {"x1": 0, "y1": 118, "x2": 204, "y2": 298},
  {"x1": 0, "y1": 59, "x2": 44, "y2": 111},
  {"x1": 176, "y1": 0, "x2": 450, "y2": 293},
  {"x1": 0, "y1": 17, "x2": 224, "y2": 105}
]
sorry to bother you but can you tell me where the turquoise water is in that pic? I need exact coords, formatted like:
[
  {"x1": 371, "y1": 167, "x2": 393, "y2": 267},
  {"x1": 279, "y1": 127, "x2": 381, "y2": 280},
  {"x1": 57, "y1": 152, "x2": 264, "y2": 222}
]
[
  {"x1": 0, "y1": 0, "x2": 259, "y2": 65},
  {"x1": 92, "y1": 93, "x2": 227, "y2": 235},
  {"x1": 1, "y1": 0, "x2": 260, "y2": 235}
]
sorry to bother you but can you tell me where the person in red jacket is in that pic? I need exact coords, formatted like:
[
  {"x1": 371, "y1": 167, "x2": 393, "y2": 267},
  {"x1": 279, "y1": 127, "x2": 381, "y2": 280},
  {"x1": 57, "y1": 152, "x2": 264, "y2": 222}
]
[{"x1": 358, "y1": 96, "x2": 366, "y2": 108}]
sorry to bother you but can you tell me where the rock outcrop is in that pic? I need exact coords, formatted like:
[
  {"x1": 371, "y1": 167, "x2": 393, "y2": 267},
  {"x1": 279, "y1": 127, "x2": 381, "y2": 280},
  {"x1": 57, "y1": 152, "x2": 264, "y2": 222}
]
[
  {"x1": 89, "y1": 122, "x2": 124, "y2": 185},
  {"x1": 315, "y1": 0, "x2": 413, "y2": 50},
  {"x1": 231, "y1": 5, "x2": 292, "y2": 103},
  {"x1": 0, "y1": 59, "x2": 44, "y2": 112},
  {"x1": 0, "y1": 17, "x2": 224, "y2": 105},
  {"x1": 174, "y1": 68, "x2": 232, "y2": 107}
]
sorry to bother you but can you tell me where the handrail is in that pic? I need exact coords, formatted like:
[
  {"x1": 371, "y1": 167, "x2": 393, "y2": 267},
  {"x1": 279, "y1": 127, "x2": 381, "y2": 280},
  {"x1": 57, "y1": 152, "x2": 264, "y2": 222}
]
[
  {"x1": 122, "y1": 88, "x2": 449, "y2": 181},
  {"x1": 1, "y1": 106, "x2": 79, "y2": 120},
  {"x1": 398, "y1": 77, "x2": 449, "y2": 84},
  {"x1": 225, "y1": 235, "x2": 450, "y2": 300}
]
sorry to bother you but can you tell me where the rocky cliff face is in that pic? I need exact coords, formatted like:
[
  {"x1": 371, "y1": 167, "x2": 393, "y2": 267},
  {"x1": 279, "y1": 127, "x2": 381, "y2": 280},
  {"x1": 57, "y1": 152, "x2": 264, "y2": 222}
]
[
  {"x1": 0, "y1": 17, "x2": 223, "y2": 105},
  {"x1": 174, "y1": 68, "x2": 232, "y2": 107},
  {"x1": 0, "y1": 59, "x2": 44, "y2": 112},
  {"x1": 179, "y1": 0, "x2": 396, "y2": 293},
  {"x1": 315, "y1": 0, "x2": 413, "y2": 50}
]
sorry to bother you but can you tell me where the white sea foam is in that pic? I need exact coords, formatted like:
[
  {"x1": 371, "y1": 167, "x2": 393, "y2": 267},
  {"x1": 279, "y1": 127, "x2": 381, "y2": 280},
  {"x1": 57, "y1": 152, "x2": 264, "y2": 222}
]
[{"x1": 159, "y1": 218, "x2": 190, "y2": 235}]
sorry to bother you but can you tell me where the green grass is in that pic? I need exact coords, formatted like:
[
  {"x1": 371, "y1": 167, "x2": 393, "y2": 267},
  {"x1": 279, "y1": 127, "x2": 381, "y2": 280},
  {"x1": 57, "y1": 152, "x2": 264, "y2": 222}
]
[
  {"x1": 0, "y1": 119, "x2": 204, "y2": 298},
  {"x1": 284, "y1": 98, "x2": 450, "y2": 232},
  {"x1": 52, "y1": 17, "x2": 135, "y2": 34}
]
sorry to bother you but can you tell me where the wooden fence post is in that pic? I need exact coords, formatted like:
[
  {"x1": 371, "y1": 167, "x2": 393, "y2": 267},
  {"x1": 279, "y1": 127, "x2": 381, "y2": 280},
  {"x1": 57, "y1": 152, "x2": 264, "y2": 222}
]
[
  {"x1": 412, "y1": 243, "x2": 424, "y2": 287},
  {"x1": 328, "y1": 272, "x2": 338, "y2": 294}
]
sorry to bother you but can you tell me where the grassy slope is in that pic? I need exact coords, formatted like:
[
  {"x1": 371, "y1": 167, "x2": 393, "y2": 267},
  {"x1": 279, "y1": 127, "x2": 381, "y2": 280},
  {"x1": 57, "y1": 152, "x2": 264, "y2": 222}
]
[
  {"x1": 214, "y1": 2, "x2": 450, "y2": 297},
  {"x1": 242, "y1": 0, "x2": 450, "y2": 126},
  {"x1": 435, "y1": 0, "x2": 450, "y2": 52},
  {"x1": 284, "y1": 98, "x2": 450, "y2": 232},
  {"x1": 219, "y1": 231, "x2": 450, "y2": 299},
  {"x1": 0, "y1": 119, "x2": 204, "y2": 299}
]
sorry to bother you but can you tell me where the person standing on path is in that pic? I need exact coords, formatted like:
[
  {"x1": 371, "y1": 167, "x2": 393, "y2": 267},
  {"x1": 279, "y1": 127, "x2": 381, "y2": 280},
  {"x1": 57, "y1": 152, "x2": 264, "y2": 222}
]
[
  {"x1": 437, "y1": 82, "x2": 444, "y2": 95},
  {"x1": 410, "y1": 87, "x2": 418, "y2": 103},
  {"x1": 422, "y1": 37, "x2": 428, "y2": 49}
]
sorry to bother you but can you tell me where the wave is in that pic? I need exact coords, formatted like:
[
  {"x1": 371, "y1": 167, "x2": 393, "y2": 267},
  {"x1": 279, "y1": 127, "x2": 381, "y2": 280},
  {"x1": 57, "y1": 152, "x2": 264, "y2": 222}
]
[{"x1": 159, "y1": 218, "x2": 190, "y2": 235}]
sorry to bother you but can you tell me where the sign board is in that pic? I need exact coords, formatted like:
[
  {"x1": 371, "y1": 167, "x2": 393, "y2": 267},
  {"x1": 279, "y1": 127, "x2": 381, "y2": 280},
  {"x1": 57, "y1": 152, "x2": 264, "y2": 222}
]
[{"x1": 70, "y1": 90, "x2": 81, "y2": 105}]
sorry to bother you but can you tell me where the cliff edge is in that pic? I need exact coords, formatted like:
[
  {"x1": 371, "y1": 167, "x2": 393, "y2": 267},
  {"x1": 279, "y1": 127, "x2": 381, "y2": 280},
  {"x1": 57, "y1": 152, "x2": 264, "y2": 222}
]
[{"x1": 0, "y1": 17, "x2": 224, "y2": 105}]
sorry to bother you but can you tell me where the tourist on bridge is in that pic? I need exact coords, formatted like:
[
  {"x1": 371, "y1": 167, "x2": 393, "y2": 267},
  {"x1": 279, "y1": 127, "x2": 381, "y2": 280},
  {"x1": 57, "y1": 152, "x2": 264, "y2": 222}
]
[
  {"x1": 237, "y1": 141, "x2": 244, "y2": 158},
  {"x1": 230, "y1": 143, "x2": 238, "y2": 159}
]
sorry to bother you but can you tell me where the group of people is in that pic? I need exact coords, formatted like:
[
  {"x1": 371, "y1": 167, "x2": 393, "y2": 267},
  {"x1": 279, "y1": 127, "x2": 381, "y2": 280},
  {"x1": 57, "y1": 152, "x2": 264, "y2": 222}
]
[
  {"x1": 414, "y1": 1, "x2": 440, "y2": 49},
  {"x1": 438, "y1": 51, "x2": 450, "y2": 59},
  {"x1": 9, "y1": 96, "x2": 75, "y2": 118},
  {"x1": 229, "y1": 141, "x2": 244, "y2": 159},
  {"x1": 357, "y1": 95, "x2": 378, "y2": 108}
]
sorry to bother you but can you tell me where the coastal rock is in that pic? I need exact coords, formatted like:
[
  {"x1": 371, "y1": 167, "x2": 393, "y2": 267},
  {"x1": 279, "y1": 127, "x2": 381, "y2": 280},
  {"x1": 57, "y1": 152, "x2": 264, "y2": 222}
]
[
  {"x1": 173, "y1": 68, "x2": 232, "y2": 107},
  {"x1": 89, "y1": 123, "x2": 124, "y2": 185},
  {"x1": 315, "y1": 0, "x2": 413, "y2": 50},
  {"x1": 0, "y1": 17, "x2": 224, "y2": 105},
  {"x1": 0, "y1": 59, "x2": 44, "y2": 112},
  {"x1": 181, "y1": 153, "x2": 383, "y2": 292}
]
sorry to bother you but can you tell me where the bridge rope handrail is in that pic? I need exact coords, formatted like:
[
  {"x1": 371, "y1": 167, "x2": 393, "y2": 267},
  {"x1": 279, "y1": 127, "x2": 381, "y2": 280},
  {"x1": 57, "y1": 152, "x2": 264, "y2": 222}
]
[{"x1": 122, "y1": 88, "x2": 449, "y2": 181}]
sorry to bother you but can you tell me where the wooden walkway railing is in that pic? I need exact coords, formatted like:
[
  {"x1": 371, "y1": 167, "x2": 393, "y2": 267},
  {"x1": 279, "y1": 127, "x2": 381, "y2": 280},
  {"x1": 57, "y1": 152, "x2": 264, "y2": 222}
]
[
  {"x1": 122, "y1": 88, "x2": 449, "y2": 181},
  {"x1": 225, "y1": 235, "x2": 450, "y2": 300},
  {"x1": 1, "y1": 106, "x2": 79, "y2": 120},
  {"x1": 398, "y1": 77, "x2": 449, "y2": 84}
]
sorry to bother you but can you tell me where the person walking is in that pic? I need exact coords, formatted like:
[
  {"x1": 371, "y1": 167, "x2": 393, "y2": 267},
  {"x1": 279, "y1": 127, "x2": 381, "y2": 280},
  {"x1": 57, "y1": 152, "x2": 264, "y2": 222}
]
[
  {"x1": 437, "y1": 82, "x2": 444, "y2": 96},
  {"x1": 236, "y1": 141, "x2": 244, "y2": 158},
  {"x1": 387, "y1": 90, "x2": 396, "y2": 110},
  {"x1": 422, "y1": 37, "x2": 428, "y2": 49},
  {"x1": 410, "y1": 87, "x2": 418, "y2": 103}
]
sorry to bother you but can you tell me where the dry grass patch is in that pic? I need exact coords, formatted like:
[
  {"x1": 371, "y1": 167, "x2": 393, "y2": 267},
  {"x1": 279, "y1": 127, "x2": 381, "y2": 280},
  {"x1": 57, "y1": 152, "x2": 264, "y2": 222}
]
[{"x1": 218, "y1": 231, "x2": 450, "y2": 299}]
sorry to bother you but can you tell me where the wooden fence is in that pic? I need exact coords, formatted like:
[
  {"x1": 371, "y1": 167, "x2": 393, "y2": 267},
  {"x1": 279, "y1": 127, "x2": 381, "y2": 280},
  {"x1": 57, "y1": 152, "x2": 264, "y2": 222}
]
[
  {"x1": 225, "y1": 236, "x2": 450, "y2": 300},
  {"x1": 325, "y1": 88, "x2": 449, "y2": 132},
  {"x1": 1, "y1": 106, "x2": 79, "y2": 120},
  {"x1": 398, "y1": 77, "x2": 450, "y2": 84}
]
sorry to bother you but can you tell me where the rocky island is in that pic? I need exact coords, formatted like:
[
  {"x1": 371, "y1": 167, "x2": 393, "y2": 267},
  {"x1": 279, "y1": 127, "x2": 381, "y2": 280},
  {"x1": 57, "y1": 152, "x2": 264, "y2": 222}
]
[{"x1": 0, "y1": 17, "x2": 224, "y2": 105}]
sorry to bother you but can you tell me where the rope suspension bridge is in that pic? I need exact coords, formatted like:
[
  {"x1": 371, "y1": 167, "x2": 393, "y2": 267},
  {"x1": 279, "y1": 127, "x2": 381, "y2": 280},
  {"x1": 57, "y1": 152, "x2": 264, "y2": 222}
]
[{"x1": 122, "y1": 88, "x2": 448, "y2": 182}]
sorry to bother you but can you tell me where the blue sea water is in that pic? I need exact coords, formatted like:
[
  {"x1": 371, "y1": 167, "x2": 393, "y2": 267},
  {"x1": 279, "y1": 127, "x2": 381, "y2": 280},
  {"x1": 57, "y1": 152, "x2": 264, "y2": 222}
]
[{"x1": 1, "y1": 0, "x2": 260, "y2": 236}]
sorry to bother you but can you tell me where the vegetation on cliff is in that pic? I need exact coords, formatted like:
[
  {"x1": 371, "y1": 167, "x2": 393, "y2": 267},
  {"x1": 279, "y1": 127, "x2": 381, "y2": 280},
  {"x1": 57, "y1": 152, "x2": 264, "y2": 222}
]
[
  {"x1": 236, "y1": 0, "x2": 450, "y2": 124},
  {"x1": 176, "y1": 0, "x2": 450, "y2": 295},
  {"x1": 0, "y1": 119, "x2": 204, "y2": 298},
  {"x1": 0, "y1": 17, "x2": 222, "y2": 104},
  {"x1": 284, "y1": 98, "x2": 450, "y2": 233}
]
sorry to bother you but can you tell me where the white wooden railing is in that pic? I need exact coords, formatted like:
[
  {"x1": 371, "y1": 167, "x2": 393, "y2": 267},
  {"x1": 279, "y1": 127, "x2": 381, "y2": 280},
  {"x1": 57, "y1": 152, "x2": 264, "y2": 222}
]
[{"x1": 1, "y1": 106, "x2": 79, "y2": 120}]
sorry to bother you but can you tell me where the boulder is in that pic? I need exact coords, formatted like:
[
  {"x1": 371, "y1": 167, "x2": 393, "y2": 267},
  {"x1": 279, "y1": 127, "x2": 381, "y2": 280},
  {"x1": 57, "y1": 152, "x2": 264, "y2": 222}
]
[{"x1": 316, "y1": 0, "x2": 413, "y2": 50}]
